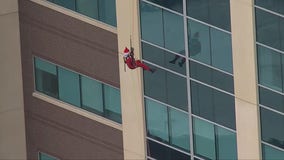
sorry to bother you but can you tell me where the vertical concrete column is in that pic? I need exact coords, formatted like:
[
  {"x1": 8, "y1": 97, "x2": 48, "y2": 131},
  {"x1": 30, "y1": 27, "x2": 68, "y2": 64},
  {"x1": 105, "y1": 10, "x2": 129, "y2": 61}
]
[
  {"x1": 0, "y1": 0, "x2": 27, "y2": 159},
  {"x1": 230, "y1": 0, "x2": 262, "y2": 159},
  {"x1": 116, "y1": 0, "x2": 146, "y2": 159}
]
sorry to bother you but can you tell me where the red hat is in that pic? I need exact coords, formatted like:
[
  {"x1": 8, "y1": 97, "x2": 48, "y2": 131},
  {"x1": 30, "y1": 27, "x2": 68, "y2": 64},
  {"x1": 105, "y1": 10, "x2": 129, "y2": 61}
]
[{"x1": 123, "y1": 47, "x2": 130, "y2": 57}]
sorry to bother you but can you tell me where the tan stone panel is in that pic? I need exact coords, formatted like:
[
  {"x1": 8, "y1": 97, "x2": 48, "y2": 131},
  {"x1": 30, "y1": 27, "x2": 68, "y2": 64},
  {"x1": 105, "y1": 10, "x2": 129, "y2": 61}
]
[
  {"x1": 0, "y1": 13, "x2": 23, "y2": 112},
  {"x1": 0, "y1": 0, "x2": 18, "y2": 15},
  {"x1": 0, "y1": 109, "x2": 26, "y2": 159},
  {"x1": 230, "y1": 0, "x2": 258, "y2": 104},
  {"x1": 116, "y1": 0, "x2": 147, "y2": 159},
  {"x1": 235, "y1": 98, "x2": 261, "y2": 159}
]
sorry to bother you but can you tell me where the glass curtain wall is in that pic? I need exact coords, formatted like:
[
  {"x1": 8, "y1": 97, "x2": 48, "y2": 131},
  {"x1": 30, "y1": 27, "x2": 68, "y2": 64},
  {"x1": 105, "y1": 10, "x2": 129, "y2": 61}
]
[
  {"x1": 140, "y1": 0, "x2": 237, "y2": 159},
  {"x1": 255, "y1": 0, "x2": 284, "y2": 159}
]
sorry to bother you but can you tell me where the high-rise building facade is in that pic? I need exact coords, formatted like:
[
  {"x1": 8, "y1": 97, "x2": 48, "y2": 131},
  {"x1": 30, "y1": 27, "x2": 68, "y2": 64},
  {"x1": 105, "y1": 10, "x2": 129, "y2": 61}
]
[{"x1": 0, "y1": 0, "x2": 284, "y2": 160}]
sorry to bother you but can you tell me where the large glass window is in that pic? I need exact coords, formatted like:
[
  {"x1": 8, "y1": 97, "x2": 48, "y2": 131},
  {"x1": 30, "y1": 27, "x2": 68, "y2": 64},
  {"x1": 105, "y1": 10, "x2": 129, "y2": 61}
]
[
  {"x1": 98, "y1": 0, "x2": 117, "y2": 27},
  {"x1": 256, "y1": 9, "x2": 284, "y2": 52},
  {"x1": 262, "y1": 144, "x2": 284, "y2": 160},
  {"x1": 191, "y1": 81, "x2": 236, "y2": 130},
  {"x1": 188, "y1": 19, "x2": 233, "y2": 73},
  {"x1": 104, "y1": 85, "x2": 122, "y2": 123},
  {"x1": 144, "y1": 64, "x2": 188, "y2": 111},
  {"x1": 255, "y1": 0, "x2": 284, "y2": 15},
  {"x1": 47, "y1": 0, "x2": 117, "y2": 27},
  {"x1": 140, "y1": 1, "x2": 185, "y2": 54},
  {"x1": 145, "y1": 99, "x2": 190, "y2": 151},
  {"x1": 193, "y1": 118, "x2": 237, "y2": 160},
  {"x1": 190, "y1": 61, "x2": 234, "y2": 93},
  {"x1": 187, "y1": 0, "x2": 231, "y2": 31},
  {"x1": 261, "y1": 107, "x2": 284, "y2": 149},
  {"x1": 194, "y1": 118, "x2": 216, "y2": 159},
  {"x1": 81, "y1": 75, "x2": 104, "y2": 114},
  {"x1": 76, "y1": 0, "x2": 99, "y2": 19},
  {"x1": 257, "y1": 46, "x2": 283, "y2": 92},
  {"x1": 146, "y1": 99, "x2": 169, "y2": 143},
  {"x1": 58, "y1": 67, "x2": 81, "y2": 107},
  {"x1": 169, "y1": 108, "x2": 190, "y2": 151},
  {"x1": 35, "y1": 58, "x2": 58, "y2": 98},
  {"x1": 34, "y1": 57, "x2": 121, "y2": 123},
  {"x1": 142, "y1": 42, "x2": 186, "y2": 75},
  {"x1": 259, "y1": 87, "x2": 284, "y2": 113}
]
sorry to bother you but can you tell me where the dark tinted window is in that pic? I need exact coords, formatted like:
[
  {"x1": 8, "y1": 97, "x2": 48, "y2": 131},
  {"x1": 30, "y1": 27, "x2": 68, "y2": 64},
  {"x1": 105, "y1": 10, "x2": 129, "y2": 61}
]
[
  {"x1": 187, "y1": 0, "x2": 231, "y2": 31},
  {"x1": 191, "y1": 81, "x2": 236, "y2": 130}
]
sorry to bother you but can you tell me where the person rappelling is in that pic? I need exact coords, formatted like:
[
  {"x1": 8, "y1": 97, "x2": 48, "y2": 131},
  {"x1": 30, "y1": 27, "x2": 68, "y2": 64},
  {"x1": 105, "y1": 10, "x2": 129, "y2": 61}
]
[{"x1": 123, "y1": 47, "x2": 155, "y2": 73}]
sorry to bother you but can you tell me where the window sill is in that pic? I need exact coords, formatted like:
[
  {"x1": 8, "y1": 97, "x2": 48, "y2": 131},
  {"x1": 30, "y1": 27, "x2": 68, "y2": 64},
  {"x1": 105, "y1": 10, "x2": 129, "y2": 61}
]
[{"x1": 32, "y1": 92, "x2": 122, "y2": 131}]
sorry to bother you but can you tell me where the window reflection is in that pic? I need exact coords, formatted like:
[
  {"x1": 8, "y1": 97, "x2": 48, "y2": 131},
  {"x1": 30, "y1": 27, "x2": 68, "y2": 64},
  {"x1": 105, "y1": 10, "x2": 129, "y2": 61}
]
[
  {"x1": 144, "y1": 64, "x2": 188, "y2": 111},
  {"x1": 188, "y1": 19, "x2": 233, "y2": 73},
  {"x1": 261, "y1": 107, "x2": 284, "y2": 150},
  {"x1": 140, "y1": 1, "x2": 185, "y2": 54},
  {"x1": 187, "y1": 0, "x2": 231, "y2": 31}
]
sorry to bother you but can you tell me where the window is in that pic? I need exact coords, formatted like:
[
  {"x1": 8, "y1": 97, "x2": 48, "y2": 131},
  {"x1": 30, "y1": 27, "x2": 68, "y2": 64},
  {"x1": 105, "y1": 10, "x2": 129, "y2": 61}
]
[
  {"x1": 142, "y1": 42, "x2": 186, "y2": 75},
  {"x1": 190, "y1": 61, "x2": 234, "y2": 93},
  {"x1": 258, "y1": 45, "x2": 283, "y2": 92},
  {"x1": 76, "y1": 0, "x2": 99, "y2": 19},
  {"x1": 58, "y1": 67, "x2": 81, "y2": 107},
  {"x1": 104, "y1": 85, "x2": 122, "y2": 123},
  {"x1": 47, "y1": 0, "x2": 117, "y2": 27},
  {"x1": 98, "y1": 0, "x2": 117, "y2": 27},
  {"x1": 262, "y1": 144, "x2": 284, "y2": 160},
  {"x1": 256, "y1": 9, "x2": 284, "y2": 52},
  {"x1": 34, "y1": 57, "x2": 121, "y2": 123},
  {"x1": 146, "y1": 99, "x2": 169, "y2": 143},
  {"x1": 187, "y1": 0, "x2": 231, "y2": 31},
  {"x1": 39, "y1": 152, "x2": 58, "y2": 160},
  {"x1": 145, "y1": 98, "x2": 190, "y2": 151},
  {"x1": 81, "y1": 75, "x2": 104, "y2": 114},
  {"x1": 193, "y1": 118, "x2": 237, "y2": 160},
  {"x1": 35, "y1": 58, "x2": 58, "y2": 98},
  {"x1": 191, "y1": 81, "x2": 236, "y2": 130},
  {"x1": 261, "y1": 107, "x2": 284, "y2": 150},
  {"x1": 144, "y1": 64, "x2": 188, "y2": 111},
  {"x1": 255, "y1": 0, "x2": 284, "y2": 15},
  {"x1": 259, "y1": 87, "x2": 284, "y2": 113},
  {"x1": 188, "y1": 19, "x2": 233, "y2": 73},
  {"x1": 140, "y1": 1, "x2": 185, "y2": 54},
  {"x1": 169, "y1": 108, "x2": 190, "y2": 151}
]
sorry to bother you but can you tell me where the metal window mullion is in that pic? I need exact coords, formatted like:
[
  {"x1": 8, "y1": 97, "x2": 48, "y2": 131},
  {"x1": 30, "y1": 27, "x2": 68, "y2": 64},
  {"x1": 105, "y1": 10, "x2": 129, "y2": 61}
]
[
  {"x1": 102, "y1": 84, "x2": 106, "y2": 117},
  {"x1": 79, "y1": 75, "x2": 83, "y2": 108},
  {"x1": 56, "y1": 65, "x2": 59, "y2": 99},
  {"x1": 167, "y1": 106, "x2": 172, "y2": 145},
  {"x1": 182, "y1": 0, "x2": 194, "y2": 159}
]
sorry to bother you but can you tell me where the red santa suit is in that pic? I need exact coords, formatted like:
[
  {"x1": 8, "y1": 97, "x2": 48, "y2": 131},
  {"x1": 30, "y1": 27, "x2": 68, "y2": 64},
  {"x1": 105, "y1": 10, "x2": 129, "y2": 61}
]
[{"x1": 123, "y1": 47, "x2": 154, "y2": 72}]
